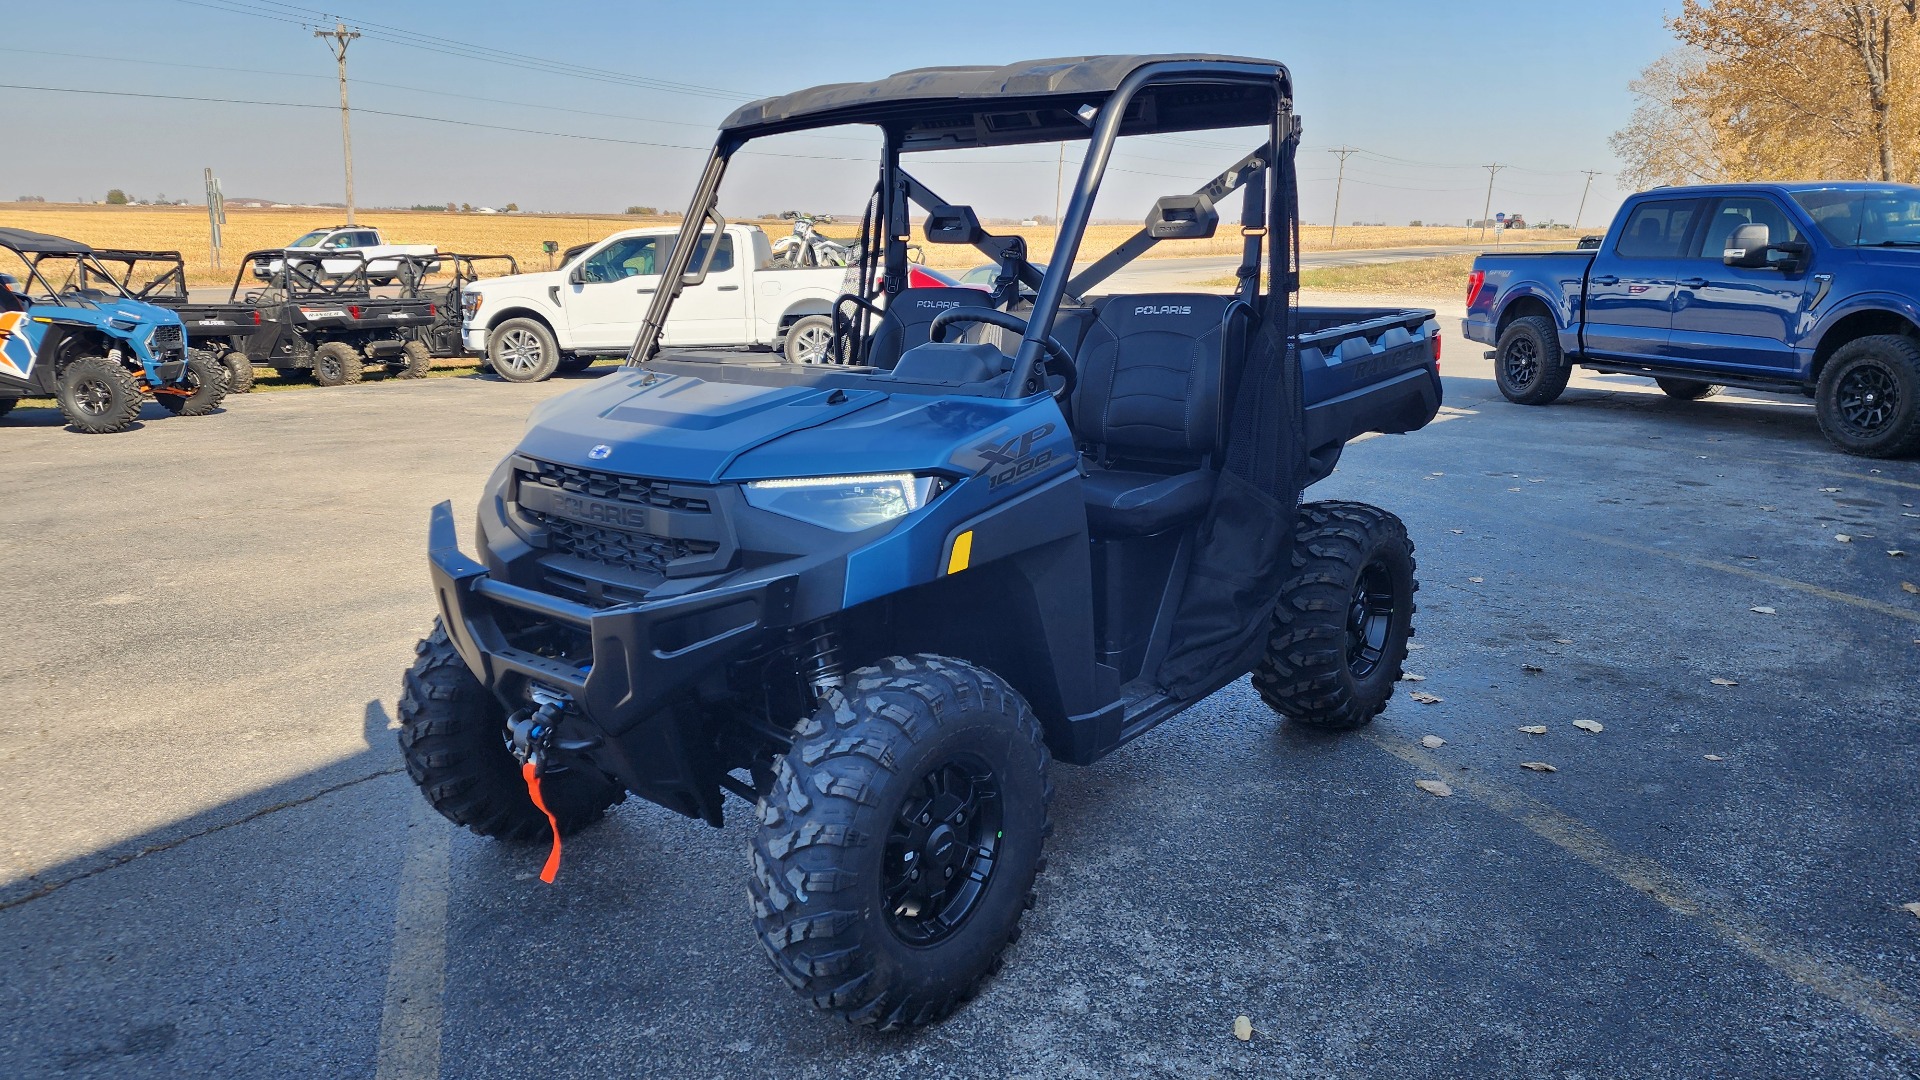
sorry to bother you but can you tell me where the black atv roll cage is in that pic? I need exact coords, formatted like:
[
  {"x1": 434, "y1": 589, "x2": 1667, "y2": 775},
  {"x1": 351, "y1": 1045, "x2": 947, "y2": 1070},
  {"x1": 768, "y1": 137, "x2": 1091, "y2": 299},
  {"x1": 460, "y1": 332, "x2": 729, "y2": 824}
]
[
  {"x1": 2, "y1": 246, "x2": 136, "y2": 307},
  {"x1": 85, "y1": 250, "x2": 189, "y2": 303},
  {"x1": 226, "y1": 249, "x2": 382, "y2": 303},
  {"x1": 626, "y1": 58, "x2": 1297, "y2": 389}
]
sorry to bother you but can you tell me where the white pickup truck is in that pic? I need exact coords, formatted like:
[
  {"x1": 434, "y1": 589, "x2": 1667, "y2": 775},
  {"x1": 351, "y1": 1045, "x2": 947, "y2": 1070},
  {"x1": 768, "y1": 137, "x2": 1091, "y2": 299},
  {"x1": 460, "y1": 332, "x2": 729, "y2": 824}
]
[
  {"x1": 459, "y1": 224, "x2": 846, "y2": 382},
  {"x1": 251, "y1": 225, "x2": 440, "y2": 283}
]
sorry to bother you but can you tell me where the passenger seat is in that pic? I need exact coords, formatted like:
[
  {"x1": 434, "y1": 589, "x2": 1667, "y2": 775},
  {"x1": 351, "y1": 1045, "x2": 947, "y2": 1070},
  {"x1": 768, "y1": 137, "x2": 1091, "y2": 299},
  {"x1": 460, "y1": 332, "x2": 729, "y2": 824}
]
[{"x1": 1072, "y1": 293, "x2": 1250, "y2": 537}]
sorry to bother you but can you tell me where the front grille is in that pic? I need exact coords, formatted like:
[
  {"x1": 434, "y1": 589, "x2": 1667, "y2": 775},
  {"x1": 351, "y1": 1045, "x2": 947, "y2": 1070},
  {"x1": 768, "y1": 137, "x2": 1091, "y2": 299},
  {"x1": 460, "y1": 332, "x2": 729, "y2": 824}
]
[
  {"x1": 541, "y1": 516, "x2": 718, "y2": 577},
  {"x1": 150, "y1": 324, "x2": 184, "y2": 358},
  {"x1": 522, "y1": 459, "x2": 710, "y2": 513}
]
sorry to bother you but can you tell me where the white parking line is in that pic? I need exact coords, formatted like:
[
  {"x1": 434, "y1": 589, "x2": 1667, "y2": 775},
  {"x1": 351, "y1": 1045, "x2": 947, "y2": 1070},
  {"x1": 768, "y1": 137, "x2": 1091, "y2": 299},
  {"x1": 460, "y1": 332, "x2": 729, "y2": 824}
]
[{"x1": 375, "y1": 792, "x2": 451, "y2": 1080}]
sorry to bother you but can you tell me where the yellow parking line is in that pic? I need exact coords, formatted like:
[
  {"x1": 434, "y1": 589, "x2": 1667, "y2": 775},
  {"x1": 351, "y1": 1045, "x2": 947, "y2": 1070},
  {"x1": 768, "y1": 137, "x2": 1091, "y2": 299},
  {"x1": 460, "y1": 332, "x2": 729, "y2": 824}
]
[
  {"x1": 1363, "y1": 730, "x2": 1920, "y2": 1049},
  {"x1": 375, "y1": 792, "x2": 451, "y2": 1080}
]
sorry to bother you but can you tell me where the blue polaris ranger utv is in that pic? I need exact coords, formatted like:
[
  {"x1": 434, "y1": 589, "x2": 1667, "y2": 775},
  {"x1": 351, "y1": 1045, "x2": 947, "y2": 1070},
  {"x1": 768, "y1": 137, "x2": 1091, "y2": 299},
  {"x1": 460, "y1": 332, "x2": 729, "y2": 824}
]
[
  {"x1": 0, "y1": 229, "x2": 226, "y2": 433},
  {"x1": 400, "y1": 55, "x2": 1442, "y2": 1029}
]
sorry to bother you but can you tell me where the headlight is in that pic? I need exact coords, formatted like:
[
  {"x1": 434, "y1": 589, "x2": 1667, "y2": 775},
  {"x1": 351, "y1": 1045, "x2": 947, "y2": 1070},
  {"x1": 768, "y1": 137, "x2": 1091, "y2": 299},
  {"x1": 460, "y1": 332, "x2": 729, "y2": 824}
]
[
  {"x1": 462, "y1": 290, "x2": 483, "y2": 318},
  {"x1": 744, "y1": 473, "x2": 937, "y2": 532}
]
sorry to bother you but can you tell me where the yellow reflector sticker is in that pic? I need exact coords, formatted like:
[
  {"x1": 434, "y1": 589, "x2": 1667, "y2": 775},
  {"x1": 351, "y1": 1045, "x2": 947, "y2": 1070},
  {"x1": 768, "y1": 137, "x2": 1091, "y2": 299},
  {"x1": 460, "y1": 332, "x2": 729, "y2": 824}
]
[{"x1": 947, "y1": 530, "x2": 973, "y2": 575}]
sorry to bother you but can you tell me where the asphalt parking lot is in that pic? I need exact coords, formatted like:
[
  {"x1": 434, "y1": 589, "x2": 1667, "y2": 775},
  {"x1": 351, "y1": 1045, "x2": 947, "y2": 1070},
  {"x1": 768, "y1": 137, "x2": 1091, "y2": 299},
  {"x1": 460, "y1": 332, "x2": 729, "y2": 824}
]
[{"x1": 3, "y1": 308, "x2": 1918, "y2": 1079}]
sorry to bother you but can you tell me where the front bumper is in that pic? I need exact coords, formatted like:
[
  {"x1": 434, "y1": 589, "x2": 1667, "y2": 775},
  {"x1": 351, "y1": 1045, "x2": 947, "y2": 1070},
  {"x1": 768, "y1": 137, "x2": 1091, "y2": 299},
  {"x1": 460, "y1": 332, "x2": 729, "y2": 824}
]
[
  {"x1": 427, "y1": 500, "x2": 798, "y2": 738},
  {"x1": 461, "y1": 326, "x2": 487, "y2": 353}
]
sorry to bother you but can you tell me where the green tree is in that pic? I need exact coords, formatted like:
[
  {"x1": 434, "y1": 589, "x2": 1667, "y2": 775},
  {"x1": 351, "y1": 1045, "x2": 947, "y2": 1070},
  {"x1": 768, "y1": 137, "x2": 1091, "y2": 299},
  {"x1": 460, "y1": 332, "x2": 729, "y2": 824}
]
[{"x1": 105, "y1": 189, "x2": 130, "y2": 205}]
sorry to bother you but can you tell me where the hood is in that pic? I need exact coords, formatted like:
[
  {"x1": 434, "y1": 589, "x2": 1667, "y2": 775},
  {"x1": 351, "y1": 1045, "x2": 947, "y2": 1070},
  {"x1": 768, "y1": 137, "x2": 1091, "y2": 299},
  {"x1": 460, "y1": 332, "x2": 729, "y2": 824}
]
[
  {"x1": 92, "y1": 296, "x2": 184, "y2": 331},
  {"x1": 514, "y1": 365, "x2": 1065, "y2": 489},
  {"x1": 469, "y1": 268, "x2": 562, "y2": 298},
  {"x1": 514, "y1": 368, "x2": 892, "y2": 484}
]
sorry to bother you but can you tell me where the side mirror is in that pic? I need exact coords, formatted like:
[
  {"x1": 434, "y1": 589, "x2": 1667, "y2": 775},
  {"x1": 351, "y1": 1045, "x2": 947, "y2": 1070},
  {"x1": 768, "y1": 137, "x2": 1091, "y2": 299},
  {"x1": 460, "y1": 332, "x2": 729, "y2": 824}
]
[
  {"x1": 923, "y1": 204, "x2": 985, "y2": 246},
  {"x1": 1723, "y1": 223, "x2": 1784, "y2": 269},
  {"x1": 568, "y1": 263, "x2": 587, "y2": 285}
]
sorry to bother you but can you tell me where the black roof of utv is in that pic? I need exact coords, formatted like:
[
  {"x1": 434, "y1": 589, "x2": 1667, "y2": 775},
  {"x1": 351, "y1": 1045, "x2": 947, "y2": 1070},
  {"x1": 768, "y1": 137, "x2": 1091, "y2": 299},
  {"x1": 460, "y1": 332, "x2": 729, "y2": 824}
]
[
  {"x1": 719, "y1": 54, "x2": 1290, "y2": 149},
  {"x1": 0, "y1": 228, "x2": 91, "y2": 255}
]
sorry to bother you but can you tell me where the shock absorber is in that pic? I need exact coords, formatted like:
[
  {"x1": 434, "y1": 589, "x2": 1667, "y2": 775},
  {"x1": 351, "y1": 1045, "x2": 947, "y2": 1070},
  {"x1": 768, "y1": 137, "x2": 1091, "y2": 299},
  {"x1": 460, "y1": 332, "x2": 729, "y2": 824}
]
[{"x1": 797, "y1": 623, "x2": 844, "y2": 699}]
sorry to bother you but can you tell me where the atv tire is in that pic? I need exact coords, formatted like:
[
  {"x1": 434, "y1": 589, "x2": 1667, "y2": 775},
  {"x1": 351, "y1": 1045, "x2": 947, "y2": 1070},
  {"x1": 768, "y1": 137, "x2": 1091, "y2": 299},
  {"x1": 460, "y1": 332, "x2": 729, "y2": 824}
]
[
  {"x1": 397, "y1": 621, "x2": 625, "y2": 840},
  {"x1": 1655, "y1": 377, "x2": 1723, "y2": 400},
  {"x1": 155, "y1": 350, "x2": 229, "y2": 416},
  {"x1": 218, "y1": 348, "x2": 256, "y2": 394},
  {"x1": 750, "y1": 655, "x2": 1052, "y2": 1031},
  {"x1": 1815, "y1": 334, "x2": 1920, "y2": 458},
  {"x1": 394, "y1": 339, "x2": 433, "y2": 379},
  {"x1": 1253, "y1": 501, "x2": 1417, "y2": 731},
  {"x1": 1493, "y1": 314, "x2": 1570, "y2": 406},
  {"x1": 311, "y1": 341, "x2": 365, "y2": 387},
  {"x1": 487, "y1": 318, "x2": 560, "y2": 383},
  {"x1": 57, "y1": 355, "x2": 146, "y2": 434}
]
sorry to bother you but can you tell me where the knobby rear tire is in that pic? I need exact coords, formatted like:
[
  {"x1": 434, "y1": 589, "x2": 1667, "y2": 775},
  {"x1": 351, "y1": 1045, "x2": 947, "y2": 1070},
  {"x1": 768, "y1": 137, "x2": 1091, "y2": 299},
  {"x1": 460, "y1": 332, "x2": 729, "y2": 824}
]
[{"x1": 1253, "y1": 501, "x2": 1418, "y2": 731}]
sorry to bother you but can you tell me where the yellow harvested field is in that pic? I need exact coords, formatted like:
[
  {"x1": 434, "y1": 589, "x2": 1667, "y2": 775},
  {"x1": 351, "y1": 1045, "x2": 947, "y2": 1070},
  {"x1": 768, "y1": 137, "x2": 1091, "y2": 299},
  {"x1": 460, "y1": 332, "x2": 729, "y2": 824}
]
[{"x1": 0, "y1": 203, "x2": 1584, "y2": 286}]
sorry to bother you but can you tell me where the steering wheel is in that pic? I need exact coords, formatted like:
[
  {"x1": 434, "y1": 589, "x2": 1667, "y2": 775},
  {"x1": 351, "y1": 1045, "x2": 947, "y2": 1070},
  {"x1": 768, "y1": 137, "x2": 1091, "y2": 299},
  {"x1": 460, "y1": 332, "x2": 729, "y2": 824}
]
[{"x1": 928, "y1": 308, "x2": 1077, "y2": 403}]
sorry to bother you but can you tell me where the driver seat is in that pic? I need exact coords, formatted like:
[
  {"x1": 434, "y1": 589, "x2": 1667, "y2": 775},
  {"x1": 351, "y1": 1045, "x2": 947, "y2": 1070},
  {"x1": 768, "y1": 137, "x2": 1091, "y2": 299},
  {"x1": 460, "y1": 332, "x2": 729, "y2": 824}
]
[
  {"x1": 1073, "y1": 294, "x2": 1248, "y2": 538},
  {"x1": 864, "y1": 287, "x2": 995, "y2": 369}
]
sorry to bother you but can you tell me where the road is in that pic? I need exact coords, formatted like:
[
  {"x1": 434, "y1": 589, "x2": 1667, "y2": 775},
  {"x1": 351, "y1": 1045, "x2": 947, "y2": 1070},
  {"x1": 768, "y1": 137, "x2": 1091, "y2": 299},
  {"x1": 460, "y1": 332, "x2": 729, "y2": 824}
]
[{"x1": 2, "y1": 309, "x2": 1917, "y2": 1078}]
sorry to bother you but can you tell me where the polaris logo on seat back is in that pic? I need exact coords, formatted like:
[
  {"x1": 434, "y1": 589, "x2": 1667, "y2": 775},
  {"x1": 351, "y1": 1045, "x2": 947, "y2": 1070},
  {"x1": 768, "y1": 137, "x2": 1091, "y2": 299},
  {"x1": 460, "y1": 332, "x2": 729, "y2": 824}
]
[
  {"x1": 1134, "y1": 304, "x2": 1192, "y2": 316},
  {"x1": 915, "y1": 300, "x2": 962, "y2": 309}
]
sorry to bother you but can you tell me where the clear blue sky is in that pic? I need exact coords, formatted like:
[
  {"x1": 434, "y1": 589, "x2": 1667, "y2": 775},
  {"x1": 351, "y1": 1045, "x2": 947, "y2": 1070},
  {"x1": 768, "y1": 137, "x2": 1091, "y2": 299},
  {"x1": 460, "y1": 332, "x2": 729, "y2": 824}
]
[{"x1": 2, "y1": 0, "x2": 1679, "y2": 228}]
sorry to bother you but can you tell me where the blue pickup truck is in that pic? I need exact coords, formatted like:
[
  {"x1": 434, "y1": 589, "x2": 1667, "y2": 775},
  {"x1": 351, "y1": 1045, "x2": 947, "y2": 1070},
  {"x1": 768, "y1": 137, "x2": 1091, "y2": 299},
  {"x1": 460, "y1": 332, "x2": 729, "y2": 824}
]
[{"x1": 1463, "y1": 182, "x2": 1920, "y2": 457}]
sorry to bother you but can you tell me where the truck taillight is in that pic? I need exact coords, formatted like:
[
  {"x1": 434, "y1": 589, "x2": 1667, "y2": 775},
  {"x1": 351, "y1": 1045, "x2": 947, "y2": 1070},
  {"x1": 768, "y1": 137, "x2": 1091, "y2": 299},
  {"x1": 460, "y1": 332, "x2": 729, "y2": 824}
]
[
  {"x1": 1432, "y1": 332, "x2": 1442, "y2": 370},
  {"x1": 1465, "y1": 269, "x2": 1486, "y2": 308}
]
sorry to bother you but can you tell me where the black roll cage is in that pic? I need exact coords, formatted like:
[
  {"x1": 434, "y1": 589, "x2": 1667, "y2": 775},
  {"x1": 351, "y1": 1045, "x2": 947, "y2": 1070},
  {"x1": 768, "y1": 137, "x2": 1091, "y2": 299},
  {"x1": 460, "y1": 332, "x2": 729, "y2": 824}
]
[
  {"x1": 626, "y1": 60, "x2": 1297, "y2": 395},
  {"x1": 3, "y1": 246, "x2": 134, "y2": 307}
]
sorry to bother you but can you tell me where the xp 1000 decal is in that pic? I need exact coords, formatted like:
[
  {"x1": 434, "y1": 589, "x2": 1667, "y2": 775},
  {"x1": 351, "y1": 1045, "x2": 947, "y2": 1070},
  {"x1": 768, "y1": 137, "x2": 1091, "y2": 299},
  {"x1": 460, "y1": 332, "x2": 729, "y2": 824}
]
[{"x1": 0, "y1": 311, "x2": 40, "y2": 382}]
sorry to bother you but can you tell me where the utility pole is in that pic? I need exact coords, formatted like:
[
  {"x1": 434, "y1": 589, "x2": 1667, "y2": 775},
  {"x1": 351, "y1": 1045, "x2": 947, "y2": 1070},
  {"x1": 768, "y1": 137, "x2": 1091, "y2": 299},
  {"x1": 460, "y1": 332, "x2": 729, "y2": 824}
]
[
  {"x1": 1052, "y1": 142, "x2": 1067, "y2": 249},
  {"x1": 1574, "y1": 169, "x2": 1602, "y2": 231},
  {"x1": 1327, "y1": 147, "x2": 1358, "y2": 244},
  {"x1": 1479, "y1": 163, "x2": 1506, "y2": 241},
  {"x1": 315, "y1": 22, "x2": 361, "y2": 224}
]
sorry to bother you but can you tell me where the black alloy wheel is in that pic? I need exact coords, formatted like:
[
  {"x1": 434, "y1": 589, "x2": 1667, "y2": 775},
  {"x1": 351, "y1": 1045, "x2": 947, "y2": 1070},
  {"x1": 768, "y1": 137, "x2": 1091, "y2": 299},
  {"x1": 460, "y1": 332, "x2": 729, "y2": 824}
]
[
  {"x1": 883, "y1": 755, "x2": 1004, "y2": 947},
  {"x1": 1503, "y1": 334, "x2": 1539, "y2": 391},
  {"x1": 1346, "y1": 560, "x2": 1398, "y2": 680},
  {"x1": 1834, "y1": 361, "x2": 1900, "y2": 438}
]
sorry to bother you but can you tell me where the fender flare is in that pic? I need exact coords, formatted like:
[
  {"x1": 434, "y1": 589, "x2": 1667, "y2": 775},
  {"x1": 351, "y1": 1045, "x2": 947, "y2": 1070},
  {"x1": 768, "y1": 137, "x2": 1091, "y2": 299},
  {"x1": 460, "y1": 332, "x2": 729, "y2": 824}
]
[
  {"x1": 1807, "y1": 291, "x2": 1920, "y2": 352},
  {"x1": 1492, "y1": 284, "x2": 1575, "y2": 350}
]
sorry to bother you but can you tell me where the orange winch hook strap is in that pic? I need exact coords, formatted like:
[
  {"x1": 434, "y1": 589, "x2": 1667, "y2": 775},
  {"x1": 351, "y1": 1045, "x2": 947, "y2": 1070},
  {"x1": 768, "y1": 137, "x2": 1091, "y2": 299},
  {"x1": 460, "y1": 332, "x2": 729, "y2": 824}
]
[{"x1": 522, "y1": 760, "x2": 563, "y2": 884}]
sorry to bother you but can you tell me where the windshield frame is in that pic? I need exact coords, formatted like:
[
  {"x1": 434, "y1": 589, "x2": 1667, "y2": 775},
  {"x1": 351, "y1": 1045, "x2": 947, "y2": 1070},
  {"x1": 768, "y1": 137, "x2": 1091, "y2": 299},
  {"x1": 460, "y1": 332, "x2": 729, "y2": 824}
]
[{"x1": 4, "y1": 250, "x2": 133, "y2": 307}]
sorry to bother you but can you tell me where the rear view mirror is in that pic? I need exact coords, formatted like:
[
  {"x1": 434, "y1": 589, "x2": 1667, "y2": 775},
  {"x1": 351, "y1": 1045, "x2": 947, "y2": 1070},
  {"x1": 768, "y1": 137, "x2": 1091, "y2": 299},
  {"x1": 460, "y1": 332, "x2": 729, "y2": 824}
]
[
  {"x1": 923, "y1": 204, "x2": 985, "y2": 245},
  {"x1": 1723, "y1": 223, "x2": 1772, "y2": 268},
  {"x1": 1146, "y1": 194, "x2": 1219, "y2": 240}
]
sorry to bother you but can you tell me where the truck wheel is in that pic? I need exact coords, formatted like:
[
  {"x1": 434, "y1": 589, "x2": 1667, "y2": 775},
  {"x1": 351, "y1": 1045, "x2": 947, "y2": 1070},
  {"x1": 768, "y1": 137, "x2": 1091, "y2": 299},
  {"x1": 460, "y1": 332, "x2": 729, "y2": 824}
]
[
  {"x1": 751, "y1": 655, "x2": 1053, "y2": 1031},
  {"x1": 1253, "y1": 501, "x2": 1417, "y2": 731},
  {"x1": 155, "y1": 350, "x2": 229, "y2": 416},
  {"x1": 1655, "y1": 377, "x2": 1722, "y2": 400},
  {"x1": 1493, "y1": 315, "x2": 1570, "y2": 405},
  {"x1": 219, "y1": 349, "x2": 256, "y2": 394},
  {"x1": 1815, "y1": 335, "x2": 1920, "y2": 458},
  {"x1": 311, "y1": 341, "x2": 365, "y2": 386},
  {"x1": 56, "y1": 355, "x2": 146, "y2": 434},
  {"x1": 394, "y1": 340, "x2": 433, "y2": 379},
  {"x1": 557, "y1": 354, "x2": 596, "y2": 373},
  {"x1": 397, "y1": 621, "x2": 625, "y2": 840},
  {"x1": 487, "y1": 319, "x2": 561, "y2": 382},
  {"x1": 782, "y1": 315, "x2": 835, "y2": 364}
]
